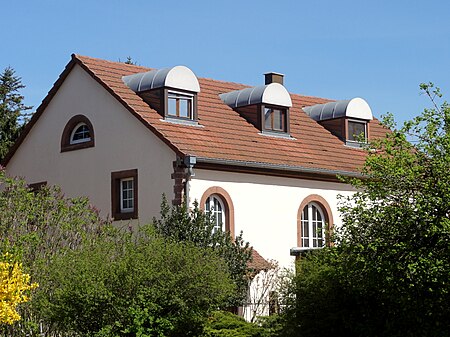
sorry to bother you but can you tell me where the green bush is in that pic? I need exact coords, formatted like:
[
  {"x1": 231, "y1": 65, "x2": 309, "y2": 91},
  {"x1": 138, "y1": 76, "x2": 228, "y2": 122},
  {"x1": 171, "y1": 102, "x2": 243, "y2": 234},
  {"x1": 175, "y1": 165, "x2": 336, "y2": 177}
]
[
  {"x1": 203, "y1": 311, "x2": 274, "y2": 337},
  {"x1": 38, "y1": 225, "x2": 234, "y2": 337}
]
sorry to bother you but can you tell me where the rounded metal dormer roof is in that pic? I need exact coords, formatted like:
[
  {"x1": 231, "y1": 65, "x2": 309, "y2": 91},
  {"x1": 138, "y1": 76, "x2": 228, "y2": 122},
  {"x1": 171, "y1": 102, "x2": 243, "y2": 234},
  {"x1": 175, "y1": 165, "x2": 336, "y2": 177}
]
[
  {"x1": 220, "y1": 83, "x2": 292, "y2": 109},
  {"x1": 303, "y1": 97, "x2": 373, "y2": 121},
  {"x1": 122, "y1": 65, "x2": 200, "y2": 93}
]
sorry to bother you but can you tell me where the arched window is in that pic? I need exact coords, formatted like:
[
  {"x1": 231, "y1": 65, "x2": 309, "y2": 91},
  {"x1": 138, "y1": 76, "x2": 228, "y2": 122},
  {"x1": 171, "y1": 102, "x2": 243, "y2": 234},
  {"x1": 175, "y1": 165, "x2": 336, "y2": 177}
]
[
  {"x1": 61, "y1": 115, "x2": 95, "y2": 152},
  {"x1": 205, "y1": 194, "x2": 226, "y2": 233},
  {"x1": 297, "y1": 195, "x2": 333, "y2": 248},
  {"x1": 200, "y1": 186, "x2": 235, "y2": 238},
  {"x1": 301, "y1": 202, "x2": 326, "y2": 248},
  {"x1": 70, "y1": 123, "x2": 91, "y2": 144}
]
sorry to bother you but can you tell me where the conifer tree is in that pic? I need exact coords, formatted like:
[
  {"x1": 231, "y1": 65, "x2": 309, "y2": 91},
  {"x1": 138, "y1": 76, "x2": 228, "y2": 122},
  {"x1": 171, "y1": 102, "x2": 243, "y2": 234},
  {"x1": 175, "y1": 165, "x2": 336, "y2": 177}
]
[{"x1": 0, "y1": 67, "x2": 31, "y2": 162}]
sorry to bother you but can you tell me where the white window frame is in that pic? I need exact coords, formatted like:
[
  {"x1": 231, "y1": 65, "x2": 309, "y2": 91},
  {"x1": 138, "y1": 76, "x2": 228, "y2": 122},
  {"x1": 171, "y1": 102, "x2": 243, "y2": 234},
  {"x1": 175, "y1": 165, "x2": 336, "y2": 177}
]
[
  {"x1": 205, "y1": 194, "x2": 226, "y2": 234},
  {"x1": 301, "y1": 202, "x2": 326, "y2": 248},
  {"x1": 167, "y1": 90, "x2": 194, "y2": 119},
  {"x1": 264, "y1": 106, "x2": 286, "y2": 132},
  {"x1": 70, "y1": 122, "x2": 91, "y2": 145},
  {"x1": 347, "y1": 119, "x2": 367, "y2": 142},
  {"x1": 120, "y1": 177, "x2": 134, "y2": 213}
]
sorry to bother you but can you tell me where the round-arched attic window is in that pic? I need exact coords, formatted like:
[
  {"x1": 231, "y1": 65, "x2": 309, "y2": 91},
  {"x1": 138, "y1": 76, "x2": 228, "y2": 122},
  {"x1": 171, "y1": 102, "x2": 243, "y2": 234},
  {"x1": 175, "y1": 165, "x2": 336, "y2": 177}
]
[{"x1": 61, "y1": 115, "x2": 95, "y2": 152}]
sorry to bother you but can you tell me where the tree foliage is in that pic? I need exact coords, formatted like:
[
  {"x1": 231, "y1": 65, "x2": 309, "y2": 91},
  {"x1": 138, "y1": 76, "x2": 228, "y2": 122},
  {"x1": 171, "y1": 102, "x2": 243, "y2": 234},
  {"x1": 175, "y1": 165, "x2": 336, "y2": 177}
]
[
  {"x1": 0, "y1": 170, "x2": 110, "y2": 336},
  {"x1": 0, "y1": 174, "x2": 242, "y2": 336},
  {"x1": 280, "y1": 83, "x2": 450, "y2": 336},
  {"x1": 153, "y1": 197, "x2": 253, "y2": 307},
  {"x1": 38, "y1": 226, "x2": 234, "y2": 337},
  {"x1": 0, "y1": 67, "x2": 31, "y2": 161},
  {"x1": 0, "y1": 253, "x2": 38, "y2": 325}
]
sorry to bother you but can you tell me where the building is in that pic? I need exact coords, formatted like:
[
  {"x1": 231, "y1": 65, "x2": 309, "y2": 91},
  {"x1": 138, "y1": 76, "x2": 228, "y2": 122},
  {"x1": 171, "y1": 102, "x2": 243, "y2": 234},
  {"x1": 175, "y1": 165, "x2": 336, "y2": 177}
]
[{"x1": 4, "y1": 55, "x2": 386, "y2": 315}]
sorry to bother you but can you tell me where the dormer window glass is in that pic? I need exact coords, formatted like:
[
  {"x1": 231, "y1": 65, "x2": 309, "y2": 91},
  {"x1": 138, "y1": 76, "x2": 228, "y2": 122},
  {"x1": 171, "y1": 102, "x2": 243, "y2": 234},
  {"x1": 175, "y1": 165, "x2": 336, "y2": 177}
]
[
  {"x1": 70, "y1": 123, "x2": 91, "y2": 144},
  {"x1": 168, "y1": 91, "x2": 194, "y2": 119},
  {"x1": 348, "y1": 120, "x2": 367, "y2": 142},
  {"x1": 264, "y1": 107, "x2": 286, "y2": 132}
]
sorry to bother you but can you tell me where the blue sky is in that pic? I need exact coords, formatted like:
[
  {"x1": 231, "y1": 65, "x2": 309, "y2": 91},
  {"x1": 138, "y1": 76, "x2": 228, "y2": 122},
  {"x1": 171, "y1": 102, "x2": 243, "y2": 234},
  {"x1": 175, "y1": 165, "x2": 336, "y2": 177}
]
[{"x1": 2, "y1": 0, "x2": 449, "y2": 126}]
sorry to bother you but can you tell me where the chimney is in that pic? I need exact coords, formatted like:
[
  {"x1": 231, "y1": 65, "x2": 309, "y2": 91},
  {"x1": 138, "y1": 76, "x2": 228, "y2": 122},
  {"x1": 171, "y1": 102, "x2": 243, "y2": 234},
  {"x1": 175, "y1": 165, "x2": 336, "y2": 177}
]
[{"x1": 264, "y1": 72, "x2": 284, "y2": 85}]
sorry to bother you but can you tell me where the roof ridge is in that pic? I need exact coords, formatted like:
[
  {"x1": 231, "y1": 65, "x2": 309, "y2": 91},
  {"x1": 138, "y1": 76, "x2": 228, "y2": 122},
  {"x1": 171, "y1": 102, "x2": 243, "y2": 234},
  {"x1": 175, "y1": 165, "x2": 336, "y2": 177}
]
[
  {"x1": 72, "y1": 54, "x2": 335, "y2": 102},
  {"x1": 72, "y1": 54, "x2": 151, "y2": 72}
]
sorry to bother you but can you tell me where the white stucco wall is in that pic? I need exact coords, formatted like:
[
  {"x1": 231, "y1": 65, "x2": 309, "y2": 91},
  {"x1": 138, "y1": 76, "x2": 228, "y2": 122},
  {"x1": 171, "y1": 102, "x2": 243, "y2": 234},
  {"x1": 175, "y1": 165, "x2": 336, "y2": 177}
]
[
  {"x1": 189, "y1": 169, "x2": 355, "y2": 268},
  {"x1": 6, "y1": 64, "x2": 175, "y2": 224}
]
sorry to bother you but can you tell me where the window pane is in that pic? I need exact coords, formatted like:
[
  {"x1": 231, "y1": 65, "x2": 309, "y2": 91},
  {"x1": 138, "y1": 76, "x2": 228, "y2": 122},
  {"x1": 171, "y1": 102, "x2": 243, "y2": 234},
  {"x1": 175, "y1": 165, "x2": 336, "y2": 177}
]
[
  {"x1": 205, "y1": 195, "x2": 226, "y2": 234},
  {"x1": 302, "y1": 206, "x2": 308, "y2": 220},
  {"x1": 273, "y1": 109, "x2": 283, "y2": 130},
  {"x1": 71, "y1": 124, "x2": 91, "y2": 144},
  {"x1": 301, "y1": 203, "x2": 326, "y2": 248},
  {"x1": 264, "y1": 107, "x2": 286, "y2": 131},
  {"x1": 312, "y1": 205, "x2": 317, "y2": 221},
  {"x1": 348, "y1": 121, "x2": 366, "y2": 141},
  {"x1": 179, "y1": 99, "x2": 189, "y2": 118},
  {"x1": 167, "y1": 92, "x2": 193, "y2": 119},
  {"x1": 168, "y1": 97, "x2": 177, "y2": 116},
  {"x1": 215, "y1": 197, "x2": 222, "y2": 211},
  {"x1": 264, "y1": 108, "x2": 272, "y2": 129},
  {"x1": 73, "y1": 125, "x2": 90, "y2": 140},
  {"x1": 120, "y1": 179, "x2": 134, "y2": 212}
]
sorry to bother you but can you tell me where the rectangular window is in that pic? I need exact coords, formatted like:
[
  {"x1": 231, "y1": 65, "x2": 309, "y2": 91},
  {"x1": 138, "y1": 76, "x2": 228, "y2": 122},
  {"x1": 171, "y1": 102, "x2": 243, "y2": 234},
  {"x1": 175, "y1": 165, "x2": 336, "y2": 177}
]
[
  {"x1": 111, "y1": 169, "x2": 138, "y2": 220},
  {"x1": 28, "y1": 181, "x2": 47, "y2": 193},
  {"x1": 120, "y1": 178, "x2": 134, "y2": 213},
  {"x1": 348, "y1": 120, "x2": 367, "y2": 142},
  {"x1": 264, "y1": 107, "x2": 286, "y2": 132},
  {"x1": 167, "y1": 91, "x2": 193, "y2": 119}
]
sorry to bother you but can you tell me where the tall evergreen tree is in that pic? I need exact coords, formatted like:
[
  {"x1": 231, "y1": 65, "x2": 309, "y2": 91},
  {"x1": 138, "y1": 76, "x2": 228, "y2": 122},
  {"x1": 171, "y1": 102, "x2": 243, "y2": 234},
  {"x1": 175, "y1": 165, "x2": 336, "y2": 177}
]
[{"x1": 0, "y1": 67, "x2": 32, "y2": 162}]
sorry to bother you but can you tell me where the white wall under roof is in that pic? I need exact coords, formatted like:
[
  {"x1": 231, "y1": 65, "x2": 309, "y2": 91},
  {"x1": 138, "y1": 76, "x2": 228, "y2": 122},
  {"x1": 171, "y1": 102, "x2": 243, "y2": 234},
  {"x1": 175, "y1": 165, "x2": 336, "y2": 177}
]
[{"x1": 189, "y1": 169, "x2": 355, "y2": 268}]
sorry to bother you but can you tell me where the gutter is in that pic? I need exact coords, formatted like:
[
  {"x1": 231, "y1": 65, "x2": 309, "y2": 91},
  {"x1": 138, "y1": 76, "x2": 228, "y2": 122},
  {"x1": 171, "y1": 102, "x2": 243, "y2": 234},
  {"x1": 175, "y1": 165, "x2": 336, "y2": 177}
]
[
  {"x1": 183, "y1": 156, "x2": 196, "y2": 207},
  {"x1": 194, "y1": 156, "x2": 363, "y2": 179}
]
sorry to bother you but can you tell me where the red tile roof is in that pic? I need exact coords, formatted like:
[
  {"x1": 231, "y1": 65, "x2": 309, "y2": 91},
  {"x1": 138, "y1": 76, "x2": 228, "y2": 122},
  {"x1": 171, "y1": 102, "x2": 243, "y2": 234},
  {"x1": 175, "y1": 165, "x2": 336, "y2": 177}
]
[
  {"x1": 248, "y1": 249, "x2": 272, "y2": 271},
  {"x1": 3, "y1": 54, "x2": 388, "y2": 177}
]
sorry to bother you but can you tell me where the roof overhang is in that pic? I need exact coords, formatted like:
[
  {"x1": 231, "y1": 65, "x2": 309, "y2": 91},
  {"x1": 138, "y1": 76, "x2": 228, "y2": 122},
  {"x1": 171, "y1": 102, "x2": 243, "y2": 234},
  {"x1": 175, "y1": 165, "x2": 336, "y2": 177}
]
[
  {"x1": 193, "y1": 156, "x2": 362, "y2": 183},
  {"x1": 219, "y1": 83, "x2": 292, "y2": 109},
  {"x1": 122, "y1": 65, "x2": 200, "y2": 93},
  {"x1": 303, "y1": 97, "x2": 373, "y2": 121}
]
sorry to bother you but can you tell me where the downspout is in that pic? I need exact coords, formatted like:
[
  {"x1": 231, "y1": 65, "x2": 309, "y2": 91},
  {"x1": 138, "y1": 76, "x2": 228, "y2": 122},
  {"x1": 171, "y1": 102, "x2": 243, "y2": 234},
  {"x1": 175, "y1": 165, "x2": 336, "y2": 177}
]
[{"x1": 183, "y1": 155, "x2": 197, "y2": 208}]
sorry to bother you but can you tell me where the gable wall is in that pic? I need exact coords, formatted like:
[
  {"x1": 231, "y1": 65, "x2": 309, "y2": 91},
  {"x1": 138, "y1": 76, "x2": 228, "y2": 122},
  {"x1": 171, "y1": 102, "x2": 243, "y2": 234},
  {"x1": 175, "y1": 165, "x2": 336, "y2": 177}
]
[
  {"x1": 6, "y1": 65, "x2": 175, "y2": 224},
  {"x1": 189, "y1": 169, "x2": 355, "y2": 268}
]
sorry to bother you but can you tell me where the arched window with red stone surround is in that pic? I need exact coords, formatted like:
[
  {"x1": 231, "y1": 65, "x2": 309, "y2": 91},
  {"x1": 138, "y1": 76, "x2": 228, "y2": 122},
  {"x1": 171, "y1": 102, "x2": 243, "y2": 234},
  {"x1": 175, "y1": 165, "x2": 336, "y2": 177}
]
[
  {"x1": 200, "y1": 186, "x2": 235, "y2": 238},
  {"x1": 297, "y1": 195, "x2": 334, "y2": 248}
]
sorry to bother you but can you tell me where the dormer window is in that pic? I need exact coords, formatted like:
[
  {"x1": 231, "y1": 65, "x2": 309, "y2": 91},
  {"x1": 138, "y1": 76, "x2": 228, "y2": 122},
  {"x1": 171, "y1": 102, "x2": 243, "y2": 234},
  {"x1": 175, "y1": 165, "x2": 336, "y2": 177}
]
[
  {"x1": 70, "y1": 123, "x2": 91, "y2": 144},
  {"x1": 167, "y1": 91, "x2": 194, "y2": 119},
  {"x1": 264, "y1": 106, "x2": 287, "y2": 132},
  {"x1": 220, "y1": 77, "x2": 292, "y2": 136},
  {"x1": 303, "y1": 98, "x2": 373, "y2": 146},
  {"x1": 347, "y1": 120, "x2": 367, "y2": 142},
  {"x1": 122, "y1": 66, "x2": 200, "y2": 124}
]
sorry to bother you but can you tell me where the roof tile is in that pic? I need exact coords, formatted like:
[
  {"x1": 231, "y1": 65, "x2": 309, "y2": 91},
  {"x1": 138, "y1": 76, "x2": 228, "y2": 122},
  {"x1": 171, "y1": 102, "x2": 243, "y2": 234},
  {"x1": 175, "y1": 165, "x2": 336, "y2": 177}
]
[{"x1": 72, "y1": 55, "x2": 389, "y2": 175}]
